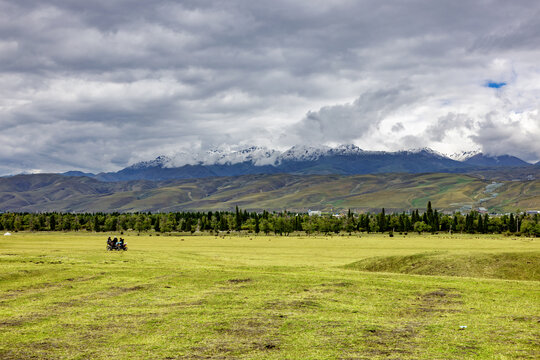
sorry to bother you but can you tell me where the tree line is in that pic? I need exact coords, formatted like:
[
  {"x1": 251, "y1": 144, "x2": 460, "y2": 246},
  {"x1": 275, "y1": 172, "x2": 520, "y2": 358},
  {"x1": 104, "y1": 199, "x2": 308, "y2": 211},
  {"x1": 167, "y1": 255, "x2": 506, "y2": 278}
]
[{"x1": 0, "y1": 202, "x2": 538, "y2": 236}]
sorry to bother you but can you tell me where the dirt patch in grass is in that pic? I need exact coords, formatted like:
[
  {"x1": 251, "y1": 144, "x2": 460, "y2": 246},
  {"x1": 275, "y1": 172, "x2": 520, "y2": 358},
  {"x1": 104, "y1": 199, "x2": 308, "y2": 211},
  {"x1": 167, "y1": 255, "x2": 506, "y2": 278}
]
[
  {"x1": 0, "y1": 318, "x2": 27, "y2": 327},
  {"x1": 265, "y1": 297, "x2": 321, "y2": 311},
  {"x1": 183, "y1": 337, "x2": 280, "y2": 359},
  {"x1": 0, "y1": 313, "x2": 46, "y2": 328},
  {"x1": 227, "y1": 278, "x2": 252, "y2": 284},
  {"x1": 52, "y1": 299, "x2": 81, "y2": 308},
  {"x1": 0, "y1": 349, "x2": 47, "y2": 360},
  {"x1": 360, "y1": 323, "x2": 418, "y2": 357},
  {"x1": 180, "y1": 316, "x2": 282, "y2": 359},
  {"x1": 355, "y1": 288, "x2": 464, "y2": 358},
  {"x1": 0, "y1": 269, "x2": 46, "y2": 284},
  {"x1": 160, "y1": 300, "x2": 205, "y2": 307},
  {"x1": 0, "y1": 281, "x2": 61, "y2": 299},
  {"x1": 99, "y1": 284, "x2": 150, "y2": 297},
  {"x1": 415, "y1": 288, "x2": 463, "y2": 314},
  {"x1": 0, "y1": 288, "x2": 25, "y2": 301},
  {"x1": 64, "y1": 274, "x2": 102, "y2": 283},
  {"x1": 0, "y1": 277, "x2": 85, "y2": 303},
  {"x1": 26, "y1": 341, "x2": 64, "y2": 351},
  {"x1": 118, "y1": 285, "x2": 147, "y2": 292},
  {"x1": 30, "y1": 260, "x2": 63, "y2": 265},
  {"x1": 455, "y1": 341, "x2": 480, "y2": 355},
  {"x1": 320, "y1": 281, "x2": 353, "y2": 287},
  {"x1": 291, "y1": 299, "x2": 321, "y2": 308},
  {"x1": 0, "y1": 341, "x2": 65, "y2": 360},
  {"x1": 317, "y1": 281, "x2": 354, "y2": 293},
  {"x1": 512, "y1": 315, "x2": 540, "y2": 323},
  {"x1": 106, "y1": 311, "x2": 162, "y2": 320},
  {"x1": 255, "y1": 341, "x2": 279, "y2": 351}
]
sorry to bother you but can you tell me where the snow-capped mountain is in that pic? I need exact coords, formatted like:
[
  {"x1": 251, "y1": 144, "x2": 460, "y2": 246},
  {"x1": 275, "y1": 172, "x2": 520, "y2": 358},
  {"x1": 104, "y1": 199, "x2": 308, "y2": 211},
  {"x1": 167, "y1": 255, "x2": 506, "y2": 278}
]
[
  {"x1": 143, "y1": 145, "x2": 448, "y2": 168},
  {"x1": 139, "y1": 144, "x2": 369, "y2": 169},
  {"x1": 65, "y1": 145, "x2": 533, "y2": 182}
]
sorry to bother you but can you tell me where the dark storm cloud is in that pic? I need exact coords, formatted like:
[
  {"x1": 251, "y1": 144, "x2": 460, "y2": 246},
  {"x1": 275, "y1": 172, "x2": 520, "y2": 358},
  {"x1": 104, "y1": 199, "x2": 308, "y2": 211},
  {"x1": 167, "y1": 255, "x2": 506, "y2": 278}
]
[
  {"x1": 1, "y1": 0, "x2": 540, "y2": 174},
  {"x1": 287, "y1": 86, "x2": 421, "y2": 145}
]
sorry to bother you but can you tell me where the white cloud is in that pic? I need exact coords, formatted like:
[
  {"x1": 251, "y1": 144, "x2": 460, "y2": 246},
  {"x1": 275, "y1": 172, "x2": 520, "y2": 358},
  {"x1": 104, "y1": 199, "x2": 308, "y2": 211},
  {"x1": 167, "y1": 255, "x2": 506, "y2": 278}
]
[{"x1": 471, "y1": 109, "x2": 540, "y2": 161}]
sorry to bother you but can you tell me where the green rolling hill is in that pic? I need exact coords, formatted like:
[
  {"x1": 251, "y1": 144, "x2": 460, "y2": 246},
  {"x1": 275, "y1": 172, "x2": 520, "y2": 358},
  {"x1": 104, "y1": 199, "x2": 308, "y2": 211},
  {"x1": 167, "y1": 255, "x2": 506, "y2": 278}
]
[{"x1": 0, "y1": 172, "x2": 538, "y2": 213}]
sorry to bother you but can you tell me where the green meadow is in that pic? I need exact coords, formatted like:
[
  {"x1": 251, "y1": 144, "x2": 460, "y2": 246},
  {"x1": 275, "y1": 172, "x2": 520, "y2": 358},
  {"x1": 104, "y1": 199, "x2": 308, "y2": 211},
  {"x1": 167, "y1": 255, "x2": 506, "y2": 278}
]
[{"x1": 0, "y1": 232, "x2": 539, "y2": 359}]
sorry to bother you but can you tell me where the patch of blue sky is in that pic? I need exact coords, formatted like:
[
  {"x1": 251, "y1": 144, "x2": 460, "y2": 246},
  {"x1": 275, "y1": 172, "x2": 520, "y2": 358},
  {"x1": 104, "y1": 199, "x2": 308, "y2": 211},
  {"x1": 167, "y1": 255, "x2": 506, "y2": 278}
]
[{"x1": 485, "y1": 81, "x2": 507, "y2": 88}]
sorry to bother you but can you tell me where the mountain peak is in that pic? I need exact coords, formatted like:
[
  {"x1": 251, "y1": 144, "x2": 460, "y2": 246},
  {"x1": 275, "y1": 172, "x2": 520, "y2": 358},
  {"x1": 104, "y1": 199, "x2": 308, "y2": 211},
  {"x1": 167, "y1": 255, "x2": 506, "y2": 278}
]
[
  {"x1": 329, "y1": 144, "x2": 365, "y2": 155},
  {"x1": 401, "y1": 147, "x2": 447, "y2": 158},
  {"x1": 279, "y1": 145, "x2": 331, "y2": 162},
  {"x1": 447, "y1": 150, "x2": 481, "y2": 161},
  {"x1": 127, "y1": 155, "x2": 172, "y2": 169}
]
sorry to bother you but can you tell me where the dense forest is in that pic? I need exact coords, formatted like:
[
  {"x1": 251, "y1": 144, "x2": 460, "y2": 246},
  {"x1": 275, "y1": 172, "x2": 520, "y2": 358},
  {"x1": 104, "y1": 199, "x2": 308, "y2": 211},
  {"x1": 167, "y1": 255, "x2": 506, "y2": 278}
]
[{"x1": 1, "y1": 202, "x2": 539, "y2": 236}]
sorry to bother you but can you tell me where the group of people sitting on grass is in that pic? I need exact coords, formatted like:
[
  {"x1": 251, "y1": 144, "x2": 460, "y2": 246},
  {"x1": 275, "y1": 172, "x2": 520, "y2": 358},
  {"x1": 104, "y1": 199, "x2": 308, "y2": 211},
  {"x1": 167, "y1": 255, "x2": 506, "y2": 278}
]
[{"x1": 107, "y1": 236, "x2": 127, "y2": 251}]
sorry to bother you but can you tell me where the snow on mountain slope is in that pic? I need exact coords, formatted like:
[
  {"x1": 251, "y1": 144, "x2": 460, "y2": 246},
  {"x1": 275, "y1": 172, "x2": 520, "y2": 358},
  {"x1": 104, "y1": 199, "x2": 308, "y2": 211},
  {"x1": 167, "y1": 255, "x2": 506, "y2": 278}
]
[
  {"x1": 328, "y1": 144, "x2": 365, "y2": 155},
  {"x1": 166, "y1": 146, "x2": 280, "y2": 167},
  {"x1": 127, "y1": 155, "x2": 173, "y2": 169},
  {"x1": 131, "y1": 144, "x2": 460, "y2": 169},
  {"x1": 84, "y1": 144, "x2": 535, "y2": 183},
  {"x1": 278, "y1": 145, "x2": 331, "y2": 162},
  {"x1": 402, "y1": 147, "x2": 448, "y2": 158},
  {"x1": 447, "y1": 150, "x2": 481, "y2": 161}
]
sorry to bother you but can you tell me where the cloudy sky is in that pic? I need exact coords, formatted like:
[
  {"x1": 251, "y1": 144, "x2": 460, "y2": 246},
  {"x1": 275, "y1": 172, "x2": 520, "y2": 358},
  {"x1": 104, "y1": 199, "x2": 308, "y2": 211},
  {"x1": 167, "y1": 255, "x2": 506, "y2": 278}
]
[{"x1": 1, "y1": 0, "x2": 540, "y2": 174}]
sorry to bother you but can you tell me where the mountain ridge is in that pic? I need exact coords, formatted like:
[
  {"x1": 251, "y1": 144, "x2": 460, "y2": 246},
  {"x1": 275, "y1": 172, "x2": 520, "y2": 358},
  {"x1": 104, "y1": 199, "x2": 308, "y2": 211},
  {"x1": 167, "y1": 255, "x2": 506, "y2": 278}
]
[
  {"x1": 73, "y1": 145, "x2": 534, "y2": 182},
  {"x1": 462, "y1": 154, "x2": 530, "y2": 167}
]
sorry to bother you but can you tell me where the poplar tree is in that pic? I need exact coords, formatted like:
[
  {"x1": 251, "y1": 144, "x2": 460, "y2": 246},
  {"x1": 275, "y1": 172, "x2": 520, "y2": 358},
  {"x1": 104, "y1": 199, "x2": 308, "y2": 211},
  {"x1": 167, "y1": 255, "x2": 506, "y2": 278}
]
[{"x1": 235, "y1": 206, "x2": 242, "y2": 231}]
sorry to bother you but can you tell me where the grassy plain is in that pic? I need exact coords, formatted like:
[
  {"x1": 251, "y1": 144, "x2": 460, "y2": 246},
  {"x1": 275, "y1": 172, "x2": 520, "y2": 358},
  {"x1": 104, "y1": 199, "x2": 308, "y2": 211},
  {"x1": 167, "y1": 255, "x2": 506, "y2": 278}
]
[{"x1": 0, "y1": 232, "x2": 539, "y2": 359}]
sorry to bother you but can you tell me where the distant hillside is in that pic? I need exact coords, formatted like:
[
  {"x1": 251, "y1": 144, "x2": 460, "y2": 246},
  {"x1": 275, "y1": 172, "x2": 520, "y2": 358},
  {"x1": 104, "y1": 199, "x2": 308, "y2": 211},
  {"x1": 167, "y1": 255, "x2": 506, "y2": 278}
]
[
  {"x1": 466, "y1": 167, "x2": 538, "y2": 181},
  {"x1": 463, "y1": 154, "x2": 530, "y2": 167},
  {"x1": 1, "y1": 172, "x2": 538, "y2": 213}
]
